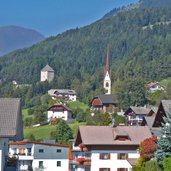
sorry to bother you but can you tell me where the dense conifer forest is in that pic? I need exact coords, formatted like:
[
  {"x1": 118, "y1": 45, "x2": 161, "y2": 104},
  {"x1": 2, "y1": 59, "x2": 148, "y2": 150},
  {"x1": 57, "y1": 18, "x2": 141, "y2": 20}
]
[{"x1": 0, "y1": 0, "x2": 171, "y2": 106}]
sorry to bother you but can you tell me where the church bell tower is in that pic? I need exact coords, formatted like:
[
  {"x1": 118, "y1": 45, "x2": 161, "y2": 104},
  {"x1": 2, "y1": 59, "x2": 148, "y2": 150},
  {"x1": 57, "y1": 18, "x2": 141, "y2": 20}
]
[{"x1": 103, "y1": 49, "x2": 111, "y2": 94}]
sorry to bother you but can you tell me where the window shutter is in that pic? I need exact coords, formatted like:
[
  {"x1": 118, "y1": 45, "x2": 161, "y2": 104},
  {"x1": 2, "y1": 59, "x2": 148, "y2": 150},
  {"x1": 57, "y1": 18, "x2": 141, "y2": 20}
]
[
  {"x1": 107, "y1": 153, "x2": 110, "y2": 159},
  {"x1": 117, "y1": 153, "x2": 120, "y2": 159},
  {"x1": 117, "y1": 168, "x2": 120, "y2": 171},
  {"x1": 99, "y1": 153, "x2": 102, "y2": 159},
  {"x1": 126, "y1": 168, "x2": 128, "y2": 171},
  {"x1": 99, "y1": 168, "x2": 102, "y2": 171},
  {"x1": 107, "y1": 168, "x2": 110, "y2": 171},
  {"x1": 126, "y1": 153, "x2": 128, "y2": 159}
]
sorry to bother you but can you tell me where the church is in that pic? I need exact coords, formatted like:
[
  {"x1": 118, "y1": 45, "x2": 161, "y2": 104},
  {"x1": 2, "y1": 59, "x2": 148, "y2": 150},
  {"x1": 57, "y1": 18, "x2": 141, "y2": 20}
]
[{"x1": 90, "y1": 49, "x2": 117, "y2": 113}]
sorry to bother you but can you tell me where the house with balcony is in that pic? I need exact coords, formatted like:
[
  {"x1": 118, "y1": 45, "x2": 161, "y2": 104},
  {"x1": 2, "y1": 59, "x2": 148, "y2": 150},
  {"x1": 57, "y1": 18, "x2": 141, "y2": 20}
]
[
  {"x1": 9, "y1": 140, "x2": 71, "y2": 171},
  {"x1": 48, "y1": 89, "x2": 77, "y2": 102},
  {"x1": 124, "y1": 106, "x2": 154, "y2": 126},
  {"x1": 90, "y1": 95, "x2": 117, "y2": 113},
  {"x1": 0, "y1": 98, "x2": 23, "y2": 171},
  {"x1": 72, "y1": 125, "x2": 152, "y2": 171},
  {"x1": 48, "y1": 103, "x2": 72, "y2": 122}
]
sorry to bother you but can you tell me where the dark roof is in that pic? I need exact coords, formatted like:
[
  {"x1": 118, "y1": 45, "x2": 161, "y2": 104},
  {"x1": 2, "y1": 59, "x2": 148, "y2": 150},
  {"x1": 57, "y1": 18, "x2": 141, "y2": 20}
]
[
  {"x1": 41, "y1": 64, "x2": 54, "y2": 72},
  {"x1": 75, "y1": 126, "x2": 152, "y2": 146},
  {"x1": 95, "y1": 95, "x2": 117, "y2": 104},
  {"x1": 0, "y1": 98, "x2": 21, "y2": 137},
  {"x1": 48, "y1": 103, "x2": 71, "y2": 111}
]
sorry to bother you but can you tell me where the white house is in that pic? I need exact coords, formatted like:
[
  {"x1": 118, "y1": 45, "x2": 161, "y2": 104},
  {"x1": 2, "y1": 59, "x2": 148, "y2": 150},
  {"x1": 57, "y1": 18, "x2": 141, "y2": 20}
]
[
  {"x1": 9, "y1": 140, "x2": 71, "y2": 171},
  {"x1": 48, "y1": 103, "x2": 72, "y2": 122},
  {"x1": 40, "y1": 64, "x2": 54, "y2": 82},
  {"x1": 0, "y1": 98, "x2": 23, "y2": 171},
  {"x1": 147, "y1": 82, "x2": 164, "y2": 93},
  {"x1": 72, "y1": 126, "x2": 152, "y2": 171},
  {"x1": 48, "y1": 89, "x2": 77, "y2": 102}
]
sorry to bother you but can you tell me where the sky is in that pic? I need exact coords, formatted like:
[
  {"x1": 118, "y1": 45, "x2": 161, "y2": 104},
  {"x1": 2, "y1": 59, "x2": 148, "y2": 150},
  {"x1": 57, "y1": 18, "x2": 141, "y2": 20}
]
[{"x1": 0, "y1": 0, "x2": 139, "y2": 37}]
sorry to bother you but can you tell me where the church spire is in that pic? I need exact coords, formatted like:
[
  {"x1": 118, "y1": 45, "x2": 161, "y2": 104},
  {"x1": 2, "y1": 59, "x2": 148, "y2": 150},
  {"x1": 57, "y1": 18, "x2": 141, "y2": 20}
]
[{"x1": 103, "y1": 48, "x2": 112, "y2": 94}]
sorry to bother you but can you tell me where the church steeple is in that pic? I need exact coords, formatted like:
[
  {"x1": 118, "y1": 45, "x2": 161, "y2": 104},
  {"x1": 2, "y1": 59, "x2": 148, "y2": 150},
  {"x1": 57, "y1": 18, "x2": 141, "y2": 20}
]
[{"x1": 103, "y1": 48, "x2": 111, "y2": 94}]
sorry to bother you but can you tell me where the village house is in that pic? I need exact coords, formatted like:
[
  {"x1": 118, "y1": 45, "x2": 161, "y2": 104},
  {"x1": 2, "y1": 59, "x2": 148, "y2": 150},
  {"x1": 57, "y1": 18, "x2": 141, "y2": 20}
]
[
  {"x1": 0, "y1": 98, "x2": 23, "y2": 171},
  {"x1": 90, "y1": 94, "x2": 117, "y2": 113},
  {"x1": 147, "y1": 81, "x2": 164, "y2": 93},
  {"x1": 47, "y1": 103, "x2": 72, "y2": 122},
  {"x1": 124, "y1": 106, "x2": 154, "y2": 126},
  {"x1": 48, "y1": 89, "x2": 77, "y2": 102},
  {"x1": 40, "y1": 64, "x2": 54, "y2": 82},
  {"x1": 71, "y1": 125, "x2": 152, "y2": 171},
  {"x1": 9, "y1": 140, "x2": 71, "y2": 171}
]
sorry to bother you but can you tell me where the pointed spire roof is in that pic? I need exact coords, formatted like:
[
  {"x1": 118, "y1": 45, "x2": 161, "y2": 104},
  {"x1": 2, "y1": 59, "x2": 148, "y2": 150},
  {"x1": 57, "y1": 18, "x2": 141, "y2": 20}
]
[
  {"x1": 41, "y1": 64, "x2": 54, "y2": 72},
  {"x1": 105, "y1": 48, "x2": 110, "y2": 72},
  {"x1": 104, "y1": 48, "x2": 111, "y2": 78}
]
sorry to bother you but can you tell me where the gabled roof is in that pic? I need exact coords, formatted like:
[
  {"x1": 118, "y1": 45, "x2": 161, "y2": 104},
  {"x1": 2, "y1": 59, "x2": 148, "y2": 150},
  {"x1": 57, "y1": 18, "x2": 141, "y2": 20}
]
[
  {"x1": 41, "y1": 64, "x2": 54, "y2": 72},
  {"x1": 93, "y1": 95, "x2": 117, "y2": 104},
  {"x1": 75, "y1": 126, "x2": 152, "y2": 146},
  {"x1": 0, "y1": 98, "x2": 22, "y2": 137},
  {"x1": 125, "y1": 106, "x2": 151, "y2": 115},
  {"x1": 48, "y1": 103, "x2": 71, "y2": 111},
  {"x1": 161, "y1": 100, "x2": 171, "y2": 116},
  {"x1": 48, "y1": 89, "x2": 76, "y2": 96}
]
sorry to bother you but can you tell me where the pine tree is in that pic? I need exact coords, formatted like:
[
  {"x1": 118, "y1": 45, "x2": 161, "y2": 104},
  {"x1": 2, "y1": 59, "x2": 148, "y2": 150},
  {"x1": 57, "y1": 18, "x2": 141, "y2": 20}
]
[{"x1": 155, "y1": 108, "x2": 171, "y2": 165}]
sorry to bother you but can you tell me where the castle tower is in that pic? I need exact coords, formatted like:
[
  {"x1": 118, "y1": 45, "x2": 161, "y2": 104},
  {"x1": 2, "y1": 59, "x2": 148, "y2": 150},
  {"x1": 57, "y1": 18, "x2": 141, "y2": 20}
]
[
  {"x1": 103, "y1": 49, "x2": 111, "y2": 94},
  {"x1": 40, "y1": 64, "x2": 54, "y2": 82}
]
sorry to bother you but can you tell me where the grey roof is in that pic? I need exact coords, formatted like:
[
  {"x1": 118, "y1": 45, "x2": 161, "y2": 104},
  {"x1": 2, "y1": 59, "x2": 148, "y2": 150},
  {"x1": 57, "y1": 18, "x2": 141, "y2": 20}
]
[
  {"x1": 143, "y1": 116, "x2": 155, "y2": 129},
  {"x1": 48, "y1": 89, "x2": 76, "y2": 96},
  {"x1": 129, "y1": 106, "x2": 151, "y2": 115},
  {"x1": 161, "y1": 100, "x2": 171, "y2": 116},
  {"x1": 0, "y1": 98, "x2": 21, "y2": 137},
  {"x1": 75, "y1": 126, "x2": 152, "y2": 146},
  {"x1": 41, "y1": 64, "x2": 54, "y2": 72},
  {"x1": 96, "y1": 95, "x2": 117, "y2": 104}
]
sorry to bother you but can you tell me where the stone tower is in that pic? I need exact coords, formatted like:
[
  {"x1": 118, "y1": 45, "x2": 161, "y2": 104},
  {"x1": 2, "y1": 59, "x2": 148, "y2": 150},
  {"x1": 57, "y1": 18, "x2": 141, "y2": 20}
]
[
  {"x1": 103, "y1": 49, "x2": 111, "y2": 94},
  {"x1": 40, "y1": 64, "x2": 54, "y2": 82}
]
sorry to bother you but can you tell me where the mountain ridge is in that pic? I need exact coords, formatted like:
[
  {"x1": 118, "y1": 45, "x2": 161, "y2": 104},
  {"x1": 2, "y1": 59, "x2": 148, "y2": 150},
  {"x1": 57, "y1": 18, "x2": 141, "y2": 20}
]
[{"x1": 0, "y1": 25, "x2": 45, "y2": 56}]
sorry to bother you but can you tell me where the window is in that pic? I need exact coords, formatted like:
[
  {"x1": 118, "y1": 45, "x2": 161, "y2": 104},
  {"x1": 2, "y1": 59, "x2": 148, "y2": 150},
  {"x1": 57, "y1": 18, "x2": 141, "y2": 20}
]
[
  {"x1": 99, "y1": 153, "x2": 110, "y2": 160},
  {"x1": 117, "y1": 168, "x2": 128, "y2": 171},
  {"x1": 106, "y1": 82, "x2": 109, "y2": 87},
  {"x1": 39, "y1": 161, "x2": 43, "y2": 168},
  {"x1": 39, "y1": 149, "x2": 44, "y2": 153},
  {"x1": 57, "y1": 149, "x2": 62, "y2": 153},
  {"x1": 57, "y1": 161, "x2": 61, "y2": 167},
  {"x1": 118, "y1": 153, "x2": 128, "y2": 160},
  {"x1": 99, "y1": 168, "x2": 110, "y2": 171}
]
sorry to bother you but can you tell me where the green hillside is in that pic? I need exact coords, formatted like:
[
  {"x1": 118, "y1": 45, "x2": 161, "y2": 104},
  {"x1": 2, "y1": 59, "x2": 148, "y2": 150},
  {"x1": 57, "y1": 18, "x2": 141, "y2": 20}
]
[{"x1": 0, "y1": 1, "x2": 171, "y2": 103}]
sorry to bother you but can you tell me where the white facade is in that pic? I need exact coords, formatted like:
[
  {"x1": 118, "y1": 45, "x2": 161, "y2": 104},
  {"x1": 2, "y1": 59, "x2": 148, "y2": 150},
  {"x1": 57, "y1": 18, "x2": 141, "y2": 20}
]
[
  {"x1": 48, "y1": 110, "x2": 71, "y2": 121},
  {"x1": 32, "y1": 159, "x2": 69, "y2": 171},
  {"x1": 91, "y1": 150, "x2": 139, "y2": 171},
  {"x1": 72, "y1": 150, "x2": 139, "y2": 171},
  {"x1": 41, "y1": 71, "x2": 54, "y2": 82},
  {"x1": 0, "y1": 138, "x2": 9, "y2": 171},
  {"x1": 9, "y1": 141, "x2": 69, "y2": 171},
  {"x1": 104, "y1": 71, "x2": 111, "y2": 95}
]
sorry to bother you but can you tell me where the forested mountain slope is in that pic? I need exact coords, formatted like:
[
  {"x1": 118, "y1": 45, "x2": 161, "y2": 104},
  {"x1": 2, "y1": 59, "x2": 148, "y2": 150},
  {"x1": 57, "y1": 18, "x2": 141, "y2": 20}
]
[{"x1": 0, "y1": 2, "x2": 171, "y2": 101}]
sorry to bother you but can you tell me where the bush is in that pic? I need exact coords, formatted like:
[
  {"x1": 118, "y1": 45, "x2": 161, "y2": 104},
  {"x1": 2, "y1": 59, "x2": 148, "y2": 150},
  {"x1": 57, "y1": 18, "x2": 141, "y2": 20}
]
[
  {"x1": 145, "y1": 160, "x2": 162, "y2": 171},
  {"x1": 163, "y1": 157, "x2": 171, "y2": 171}
]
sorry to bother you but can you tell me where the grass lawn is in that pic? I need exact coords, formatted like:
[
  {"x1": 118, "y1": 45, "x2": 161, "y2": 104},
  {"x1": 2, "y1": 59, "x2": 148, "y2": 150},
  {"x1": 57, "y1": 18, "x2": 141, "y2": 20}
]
[
  {"x1": 67, "y1": 101, "x2": 89, "y2": 111},
  {"x1": 24, "y1": 122, "x2": 86, "y2": 140},
  {"x1": 160, "y1": 77, "x2": 171, "y2": 88}
]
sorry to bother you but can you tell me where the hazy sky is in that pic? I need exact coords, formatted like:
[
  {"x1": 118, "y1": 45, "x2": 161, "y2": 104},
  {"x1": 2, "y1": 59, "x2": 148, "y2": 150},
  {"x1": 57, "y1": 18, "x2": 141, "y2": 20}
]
[{"x1": 0, "y1": 0, "x2": 139, "y2": 37}]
